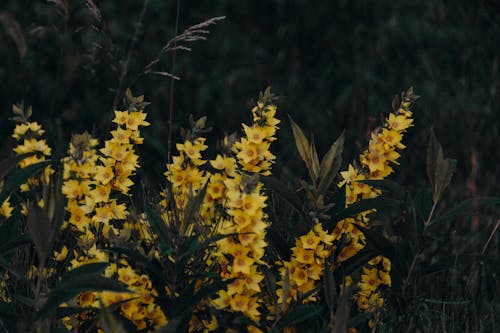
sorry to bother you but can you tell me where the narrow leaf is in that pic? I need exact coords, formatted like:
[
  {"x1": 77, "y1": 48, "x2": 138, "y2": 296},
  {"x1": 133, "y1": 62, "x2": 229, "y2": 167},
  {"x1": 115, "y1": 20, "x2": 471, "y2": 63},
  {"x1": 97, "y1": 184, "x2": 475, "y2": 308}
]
[
  {"x1": 37, "y1": 275, "x2": 129, "y2": 319},
  {"x1": 309, "y1": 135, "x2": 320, "y2": 181},
  {"x1": 145, "y1": 205, "x2": 171, "y2": 250},
  {"x1": 275, "y1": 304, "x2": 322, "y2": 331},
  {"x1": 26, "y1": 204, "x2": 51, "y2": 262},
  {"x1": 427, "y1": 129, "x2": 456, "y2": 203},
  {"x1": 182, "y1": 183, "x2": 208, "y2": 235},
  {"x1": 261, "y1": 176, "x2": 309, "y2": 222},
  {"x1": 0, "y1": 160, "x2": 50, "y2": 205},
  {"x1": 0, "y1": 152, "x2": 36, "y2": 181},
  {"x1": 289, "y1": 116, "x2": 315, "y2": 182},
  {"x1": 357, "y1": 179, "x2": 406, "y2": 200},
  {"x1": 318, "y1": 131, "x2": 344, "y2": 195},
  {"x1": 326, "y1": 197, "x2": 402, "y2": 230}
]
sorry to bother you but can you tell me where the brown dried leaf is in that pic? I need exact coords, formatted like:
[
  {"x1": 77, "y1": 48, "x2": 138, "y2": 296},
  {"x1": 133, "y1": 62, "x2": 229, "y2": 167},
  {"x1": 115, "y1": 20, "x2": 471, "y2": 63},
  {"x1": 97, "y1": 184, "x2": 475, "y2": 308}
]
[
  {"x1": 289, "y1": 116, "x2": 316, "y2": 182},
  {"x1": 318, "y1": 131, "x2": 344, "y2": 195},
  {"x1": 427, "y1": 128, "x2": 456, "y2": 203}
]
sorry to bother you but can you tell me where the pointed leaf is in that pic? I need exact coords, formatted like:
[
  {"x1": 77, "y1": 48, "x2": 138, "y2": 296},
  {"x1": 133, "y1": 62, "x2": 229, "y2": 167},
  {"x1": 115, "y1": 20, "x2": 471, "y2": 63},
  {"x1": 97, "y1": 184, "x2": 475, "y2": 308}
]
[
  {"x1": 26, "y1": 204, "x2": 51, "y2": 262},
  {"x1": 0, "y1": 235, "x2": 31, "y2": 254},
  {"x1": 326, "y1": 197, "x2": 402, "y2": 230},
  {"x1": 275, "y1": 304, "x2": 322, "y2": 331},
  {"x1": 357, "y1": 179, "x2": 406, "y2": 200},
  {"x1": 182, "y1": 183, "x2": 207, "y2": 234},
  {"x1": 318, "y1": 131, "x2": 344, "y2": 195},
  {"x1": 427, "y1": 129, "x2": 456, "y2": 203},
  {"x1": 433, "y1": 197, "x2": 500, "y2": 224},
  {"x1": 37, "y1": 275, "x2": 129, "y2": 320},
  {"x1": 99, "y1": 301, "x2": 127, "y2": 333},
  {"x1": 0, "y1": 160, "x2": 51, "y2": 205},
  {"x1": 334, "y1": 249, "x2": 377, "y2": 281},
  {"x1": 289, "y1": 116, "x2": 315, "y2": 182},
  {"x1": 261, "y1": 176, "x2": 309, "y2": 222},
  {"x1": 309, "y1": 135, "x2": 320, "y2": 181},
  {"x1": 0, "y1": 152, "x2": 36, "y2": 181},
  {"x1": 331, "y1": 286, "x2": 352, "y2": 333},
  {"x1": 145, "y1": 205, "x2": 172, "y2": 250},
  {"x1": 59, "y1": 263, "x2": 108, "y2": 282}
]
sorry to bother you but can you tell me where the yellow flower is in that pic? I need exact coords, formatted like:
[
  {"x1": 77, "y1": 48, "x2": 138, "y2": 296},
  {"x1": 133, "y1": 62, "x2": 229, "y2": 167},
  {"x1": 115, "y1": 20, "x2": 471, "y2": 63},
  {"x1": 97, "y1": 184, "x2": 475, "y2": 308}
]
[
  {"x1": 93, "y1": 203, "x2": 114, "y2": 223},
  {"x1": 0, "y1": 198, "x2": 13, "y2": 218},
  {"x1": 13, "y1": 138, "x2": 51, "y2": 156},
  {"x1": 118, "y1": 265, "x2": 139, "y2": 285},
  {"x1": 112, "y1": 175, "x2": 134, "y2": 194},
  {"x1": 229, "y1": 293, "x2": 250, "y2": 313},
  {"x1": 100, "y1": 141, "x2": 130, "y2": 161},
  {"x1": 290, "y1": 266, "x2": 309, "y2": 287},
  {"x1": 89, "y1": 184, "x2": 111, "y2": 203},
  {"x1": 236, "y1": 138, "x2": 258, "y2": 164},
  {"x1": 77, "y1": 291, "x2": 96, "y2": 307},
  {"x1": 126, "y1": 111, "x2": 150, "y2": 130},
  {"x1": 110, "y1": 127, "x2": 132, "y2": 144},
  {"x1": 243, "y1": 124, "x2": 267, "y2": 144},
  {"x1": 121, "y1": 299, "x2": 140, "y2": 318},
  {"x1": 213, "y1": 290, "x2": 232, "y2": 309},
  {"x1": 67, "y1": 201, "x2": 91, "y2": 230},
  {"x1": 359, "y1": 267, "x2": 381, "y2": 293},
  {"x1": 230, "y1": 210, "x2": 252, "y2": 230},
  {"x1": 232, "y1": 254, "x2": 255, "y2": 275},
  {"x1": 210, "y1": 154, "x2": 236, "y2": 176},
  {"x1": 95, "y1": 165, "x2": 114, "y2": 185},
  {"x1": 54, "y1": 245, "x2": 69, "y2": 262},
  {"x1": 292, "y1": 247, "x2": 315, "y2": 265},
  {"x1": 387, "y1": 113, "x2": 413, "y2": 132},
  {"x1": 299, "y1": 230, "x2": 321, "y2": 250},
  {"x1": 380, "y1": 128, "x2": 405, "y2": 149}
]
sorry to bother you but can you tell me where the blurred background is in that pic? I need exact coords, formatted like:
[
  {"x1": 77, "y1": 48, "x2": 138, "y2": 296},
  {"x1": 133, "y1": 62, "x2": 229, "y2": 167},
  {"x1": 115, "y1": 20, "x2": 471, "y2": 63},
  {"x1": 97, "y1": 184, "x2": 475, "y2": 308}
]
[
  {"x1": 0, "y1": 0, "x2": 498, "y2": 206},
  {"x1": 1, "y1": 1, "x2": 499, "y2": 329}
]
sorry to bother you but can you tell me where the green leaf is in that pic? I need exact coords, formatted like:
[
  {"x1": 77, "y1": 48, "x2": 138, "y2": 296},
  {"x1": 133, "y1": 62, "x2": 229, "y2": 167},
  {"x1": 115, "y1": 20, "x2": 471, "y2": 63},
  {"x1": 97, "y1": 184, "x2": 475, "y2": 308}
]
[
  {"x1": 334, "y1": 249, "x2": 377, "y2": 281},
  {"x1": 432, "y1": 197, "x2": 500, "y2": 225},
  {"x1": 356, "y1": 225, "x2": 394, "y2": 258},
  {"x1": 182, "y1": 182, "x2": 207, "y2": 235},
  {"x1": 106, "y1": 247, "x2": 168, "y2": 301},
  {"x1": 0, "y1": 235, "x2": 31, "y2": 254},
  {"x1": 0, "y1": 152, "x2": 36, "y2": 181},
  {"x1": 37, "y1": 275, "x2": 129, "y2": 320},
  {"x1": 325, "y1": 197, "x2": 402, "y2": 230},
  {"x1": 267, "y1": 226, "x2": 292, "y2": 261},
  {"x1": 275, "y1": 304, "x2": 322, "y2": 331},
  {"x1": 0, "y1": 160, "x2": 51, "y2": 205},
  {"x1": 318, "y1": 131, "x2": 344, "y2": 195},
  {"x1": 357, "y1": 179, "x2": 406, "y2": 200},
  {"x1": 331, "y1": 285, "x2": 352, "y2": 333},
  {"x1": 261, "y1": 176, "x2": 308, "y2": 221},
  {"x1": 427, "y1": 129, "x2": 456, "y2": 203},
  {"x1": 145, "y1": 205, "x2": 172, "y2": 250},
  {"x1": 99, "y1": 300, "x2": 127, "y2": 333},
  {"x1": 58, "y1": 262, "x2": 108, "y2": 282},
  {"x1": 323, "y1": 259, "x2": 336, "y2": 313},
  {"x1": 26, "y1": 204, "x2": 52, "y2": 262}
]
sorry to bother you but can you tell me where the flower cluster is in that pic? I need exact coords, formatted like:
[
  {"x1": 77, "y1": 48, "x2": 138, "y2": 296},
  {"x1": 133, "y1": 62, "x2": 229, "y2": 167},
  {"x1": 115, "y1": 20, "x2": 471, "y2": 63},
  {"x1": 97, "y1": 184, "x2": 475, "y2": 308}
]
[
  {"x1": 59, "y1": 101, "x2": 167, "y2": 331},
  {"x1": 10, "y1": 104, "x2": 54, "y2": 213},
  {"x1": 277, "y1": 223, "x2": 334, "y2": 304},
  {"x1": 164, "y1": 137, "x2": 208, "y2": 212},
  {"x1": 274, "y1": 90, "x2": 415, "y2": 328},
  {"x1": 210, "y1": 90, "x2": 279, "y2": 327},
  {"x1": 333, "y1": 93, "x2": 415, "y2": 320},
  {"x1": 100, "y1": 260, "x2": 167, "y2": 329},
  {"x1": 232, "y1": 91, "x2": 279, "y2": 175}
]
